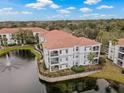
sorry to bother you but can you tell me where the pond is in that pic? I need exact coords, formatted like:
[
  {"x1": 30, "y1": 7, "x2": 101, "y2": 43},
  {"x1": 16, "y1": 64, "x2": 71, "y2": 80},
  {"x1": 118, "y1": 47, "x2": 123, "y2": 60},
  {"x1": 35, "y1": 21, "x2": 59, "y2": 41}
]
[{"x1": 0, "y1": 50, "x2": 124, "y2": 93}]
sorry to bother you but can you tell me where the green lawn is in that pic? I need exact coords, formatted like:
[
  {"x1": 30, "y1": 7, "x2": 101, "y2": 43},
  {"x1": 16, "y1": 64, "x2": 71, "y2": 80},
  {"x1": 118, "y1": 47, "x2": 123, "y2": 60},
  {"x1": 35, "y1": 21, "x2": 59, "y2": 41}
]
[
  {"x1": 89, "y1": 59, "x2": 124, "y2": 84},
  {"x1": 0, "y1": 46, "x2": 41, "y2": 60}
]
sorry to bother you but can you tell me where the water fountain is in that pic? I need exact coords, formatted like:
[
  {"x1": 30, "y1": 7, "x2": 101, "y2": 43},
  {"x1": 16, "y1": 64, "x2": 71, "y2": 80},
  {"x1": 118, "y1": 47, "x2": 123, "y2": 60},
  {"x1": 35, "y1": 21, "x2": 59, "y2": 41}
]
[
  {"x1": 0, "y1": 52, "x2": 23, "y2": 72},
  {"x1": 6, "y1": 54, "x2": 11, "y2": 67}
]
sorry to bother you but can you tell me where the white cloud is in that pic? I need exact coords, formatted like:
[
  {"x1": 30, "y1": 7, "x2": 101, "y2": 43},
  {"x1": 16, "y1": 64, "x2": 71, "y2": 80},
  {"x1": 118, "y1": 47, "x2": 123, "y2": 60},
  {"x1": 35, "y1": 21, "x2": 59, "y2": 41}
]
[
  {"x1": 66, "y1": 7, "x2": 76, "y2": 10},
  {"x1": 0, "y1": 7, "x2": 32, "y2": 15},
  {"x1": 0, "y1": 7, "x2": 13, "y2": 11},
  {"x1": 50, "y1": 3, "x2": 60, "y2": 9},
  {"x1": 82, "y1": 13, "x2": 115, "y2": 18},
  {"x1": 25, "y1": 0, "x2": 60, "y2": 9},
  {"x1": 84, "y1": 0, "x2": 101, "y2": 5},
  {"x1": 97, "y1": 5, "x2": 114, "y2": 9},
  {"x1": 80, "y1": 8, "x2": 92, "y2": 13},
  {"x1": 58, "y1": 6, "x2": 76, "y2": 15},
  {"x1": 83, "y1": 13, "x2": 99, "y2": 17},
  {"x1": 58, "y1": 9, "x2": 71, "y2": 15}
]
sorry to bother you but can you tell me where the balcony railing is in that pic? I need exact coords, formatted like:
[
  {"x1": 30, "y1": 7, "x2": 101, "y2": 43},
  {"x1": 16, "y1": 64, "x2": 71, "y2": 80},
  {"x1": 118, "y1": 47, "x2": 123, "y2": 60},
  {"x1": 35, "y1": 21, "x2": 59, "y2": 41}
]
[
  {"x1": 51, "y1": 61, "x2": 59, "y2": 64},
  {"x1": 119, "y1": 47, "x2": 124, "y2": 53},
  {"x1": 118, "y1": 56, "x2": 124, "y2": 60},
  {"x1": 93, "y1": 46, "x2": 99, "y2": 51},
  {"x1": 51, "y1": 65, "x2": 59, "y2": 71},
  {"x1": 51, "y1": 58, "x2": 59, "y2": 64},
  {"x1": 118, "y1": 53, "x2": 124, "y2": 60},
  {"x1": 51, "y1": 53, "x2": 58, "y2": 57},
  {"x1": 50, "y1": 51, "x2": 59, "y2": 57},
  {"x1": 117, "y1": 60, "x2": 123, "y2": 66}
]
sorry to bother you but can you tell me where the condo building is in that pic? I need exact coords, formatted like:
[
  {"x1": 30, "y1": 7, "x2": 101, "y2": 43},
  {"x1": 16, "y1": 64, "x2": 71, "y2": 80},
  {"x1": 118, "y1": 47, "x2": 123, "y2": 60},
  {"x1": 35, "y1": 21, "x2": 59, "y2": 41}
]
[
  {"x1": 0, "y1": 28, "x2": 101, "y2": 72},
  {"x1": 0, "y1": 28, "x2": 48, "y2": 45},
  {"x1": 42, "y1": 30, "x2": 101, "y2": 71},
  {"x1": 108, "y1": 38, "x2": 124, "y2": 68}
]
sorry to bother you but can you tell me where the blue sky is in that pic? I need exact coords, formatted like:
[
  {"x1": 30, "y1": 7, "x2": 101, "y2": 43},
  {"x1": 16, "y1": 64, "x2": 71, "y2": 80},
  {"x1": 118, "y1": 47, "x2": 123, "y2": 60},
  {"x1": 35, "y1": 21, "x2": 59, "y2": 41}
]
[{"x1": 0, "y1": 0, "x2": 124, "y2": 21}]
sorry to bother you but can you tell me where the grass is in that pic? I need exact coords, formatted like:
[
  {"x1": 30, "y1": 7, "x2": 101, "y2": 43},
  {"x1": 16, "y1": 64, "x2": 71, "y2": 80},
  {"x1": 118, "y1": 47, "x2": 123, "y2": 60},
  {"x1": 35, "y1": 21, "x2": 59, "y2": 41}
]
[
  {"x1": 88, "y1": 59, "x2": 124, "y2": 84},
  {"x1": 0, "y1": 45, "x2": 41, "y2": 60}
]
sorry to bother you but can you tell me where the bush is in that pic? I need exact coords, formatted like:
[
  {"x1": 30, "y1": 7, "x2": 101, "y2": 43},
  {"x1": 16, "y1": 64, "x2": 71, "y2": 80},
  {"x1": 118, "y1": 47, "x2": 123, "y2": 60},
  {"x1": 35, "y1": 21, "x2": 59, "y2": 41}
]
[
  {"x1": 99, "y1": 57, "x2": 106, "y2": 66},
  {"x1": 122, "y1": 68, "x2": 124, "y2": 74},
  {"x1": 100, "y1": 52, "x2": 106, "y2": 55},
  {"x1": 71, "y1": 65, "x2": 85, "y2": 73},
  {"x1": 94, "y1": 85, "x2": 99, "y2": 91},
  {"x1": 8, "y1": 43, "x2": 16, "y2": 46},
  {"x1": 105, "y1": 86, "x2": 111, "y2": 93}
]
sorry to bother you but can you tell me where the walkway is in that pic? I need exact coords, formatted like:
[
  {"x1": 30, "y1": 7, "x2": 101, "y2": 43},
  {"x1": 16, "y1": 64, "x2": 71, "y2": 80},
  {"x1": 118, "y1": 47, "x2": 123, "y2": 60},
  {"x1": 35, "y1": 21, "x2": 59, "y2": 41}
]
[{"x1": 38, "y1": 70, "x2": 100, "y2": 82}]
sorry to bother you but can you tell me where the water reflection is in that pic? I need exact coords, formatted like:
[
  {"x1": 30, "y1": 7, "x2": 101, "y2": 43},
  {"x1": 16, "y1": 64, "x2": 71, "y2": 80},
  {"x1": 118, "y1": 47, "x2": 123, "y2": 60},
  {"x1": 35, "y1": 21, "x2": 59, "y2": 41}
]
[
  {"x1": 0, "y1": 50, "x2": 46, "y2": 93},
  {"x1": 43, "y1": 78, "x2": 124, "y2": 93}
]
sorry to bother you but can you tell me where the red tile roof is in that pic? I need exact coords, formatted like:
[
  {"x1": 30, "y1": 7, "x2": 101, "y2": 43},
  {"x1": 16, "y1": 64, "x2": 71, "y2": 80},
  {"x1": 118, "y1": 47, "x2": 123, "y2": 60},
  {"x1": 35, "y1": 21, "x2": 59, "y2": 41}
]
[
  {"x1": 79, "y1": 37, "x2": 100, "y2": 46},
  {"x1": 0, "y1": 27, "x2": 48, "y2": 35},
  {"x1": 118, "y1": 38, "x2": 124, "y2": 45},
  {"x1": 43, "y1": 30, "x2": 100, "y2": 49}
]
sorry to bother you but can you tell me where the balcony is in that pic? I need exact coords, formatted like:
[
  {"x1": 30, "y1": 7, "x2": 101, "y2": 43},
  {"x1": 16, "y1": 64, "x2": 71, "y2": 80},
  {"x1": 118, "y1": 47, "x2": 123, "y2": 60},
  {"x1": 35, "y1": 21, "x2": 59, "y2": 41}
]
[
  {"x1": 119, "y1": 47, "x2": 124, "y2": 53},
  {"x1": 50, "y1": 51, "x2": 59, "y2": 57},
  {"x1": 51, "y1": 65, "x2": 59, "y2": 71},
  {"x1": 93, "y1": 59, "x2": 98, "y2": 64},
  {"x1": 93, "y1": 46, "x2": 99, "y2": 51},
  {"x1": 51, "y1": 58, "x2": 59, "y2": 64},
  {"x1": 117, "y1": 60, "x2": 123, "y2": 67},
  {"x1": 118, "y1": 53, "x2": 124, "y2": 60},
  {"x1": 94, "y1": 52, "x2": 99, "y2": 57}
]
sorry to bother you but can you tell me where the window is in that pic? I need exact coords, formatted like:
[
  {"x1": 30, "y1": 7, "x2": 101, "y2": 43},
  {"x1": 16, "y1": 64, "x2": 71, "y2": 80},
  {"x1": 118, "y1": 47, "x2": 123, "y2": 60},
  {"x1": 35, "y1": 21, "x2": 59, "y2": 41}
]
[
  {"x1": 76, "y1": 47, "x2": 79, "y2": 51},
  {"x1": 60, "y1": 50, "x2": 62, "y2": 54},
  {"x1": 66, "y1": 49, "x2": 68, "y2": 54},
  {"x1": 50, "y1": 50, "x2": 58, "y2": 56},
  {"x1": 76, "y1": 55, "x2": 79, "y2": 58},
  {"x1": 66, "y1": 57, "x2": 68, "y2": 61},
  {"x1": 60, "y1": 58, "x2": 62, "y2": 62}
]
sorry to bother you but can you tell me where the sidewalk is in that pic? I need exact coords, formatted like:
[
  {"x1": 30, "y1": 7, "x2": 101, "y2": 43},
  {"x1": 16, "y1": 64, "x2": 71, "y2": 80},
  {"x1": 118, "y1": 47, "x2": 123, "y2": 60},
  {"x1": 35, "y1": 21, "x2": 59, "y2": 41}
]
[{"x1": 38, "y1": 70, "x2": 101, "y2": 82}]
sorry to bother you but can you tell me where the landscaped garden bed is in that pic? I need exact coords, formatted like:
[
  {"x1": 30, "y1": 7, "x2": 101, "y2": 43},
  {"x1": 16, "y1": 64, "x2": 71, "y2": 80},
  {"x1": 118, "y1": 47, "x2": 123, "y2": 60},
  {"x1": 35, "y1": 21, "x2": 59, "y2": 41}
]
[{"x1": 38, "y1": 59, "x2": 102, "y2": 78}]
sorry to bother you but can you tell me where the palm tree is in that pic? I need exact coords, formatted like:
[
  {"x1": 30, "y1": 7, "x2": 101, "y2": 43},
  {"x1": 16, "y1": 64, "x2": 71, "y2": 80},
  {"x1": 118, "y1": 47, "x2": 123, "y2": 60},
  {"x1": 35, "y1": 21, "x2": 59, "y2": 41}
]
[
  {"x1": 26, "y1": 30, "x2": 35, "y2": 44},
  {"x1": 0, "y1": 35, "x2": 3, "y2": 46},
  {"x1": 96, "y1": 31, "x2": 105, "y2": 43},
  {"x1": 35, "y1": 33, "x2": 40, "y2": 44},
  {"x1": 87, "y1": 52, "x2": 95, "y2": 69},
  {"x1": 3, "y1": 35, "x2": 8, "y2": 46},
  {"x1": 112, "y1": 38, "x2": 118, "y2": 61},
  {"x1": 14, "y1": 29, "x2": 35, "y2": 45}
]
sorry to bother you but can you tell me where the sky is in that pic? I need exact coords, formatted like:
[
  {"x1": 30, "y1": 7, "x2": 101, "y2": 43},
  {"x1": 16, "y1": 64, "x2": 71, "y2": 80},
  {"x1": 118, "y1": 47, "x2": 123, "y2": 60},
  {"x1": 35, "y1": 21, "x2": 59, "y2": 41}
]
[{"x1": 0, "y1": 0, "x2": 124, "y2": 21}]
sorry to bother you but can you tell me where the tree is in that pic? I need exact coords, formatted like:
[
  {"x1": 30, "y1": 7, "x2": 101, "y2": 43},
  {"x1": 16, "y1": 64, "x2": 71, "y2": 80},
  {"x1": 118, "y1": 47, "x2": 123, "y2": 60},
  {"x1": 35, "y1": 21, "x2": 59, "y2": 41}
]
[
  {"x1": 35, "y1": 33, "x2": 40, "y2": 44},
  {"x1": 96, "y1": 31, "x2": 104, "y2": 43},
  {"x1": 112, "y1": 38, "x2": 118, "y2": 61},
  {"x1": 87, "y1": 52, "x2": 95, "y2": 68},
  {"x1": 0, "y1": 35, "x2": 3, "y2": 46},
  {"x1": 3, "y1": 35, "x2": 8, "y2": 46},
  {"x1": 14, "y1": 29, "x2": 35, "y2": 45}
]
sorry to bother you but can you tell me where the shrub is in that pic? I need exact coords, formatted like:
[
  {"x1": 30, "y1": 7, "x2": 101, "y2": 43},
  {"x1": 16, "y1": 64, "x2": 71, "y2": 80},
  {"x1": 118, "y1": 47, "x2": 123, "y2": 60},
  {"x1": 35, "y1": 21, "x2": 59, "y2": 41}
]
[
  {"x1": 105, "y1": 86, "x2": 111, "y2": 93},
  {"x1": 94, "y1": 85, "x2": 99, "y2": 91},
  {"x1": 71, "y1": 65, "x2": 85, "y2": 73},
  {"x1": 100, "y1": 51, "x2": 106, "y2": 55},
  {"x1": 99, "y1": 57, "x2": 106, "y2": 66},
  {"x1": 122, "y1": 68, "x2": 124, "y2": 74},
  {"x1": 8, "y1": 43, "x2": 16, "y2": 46}
]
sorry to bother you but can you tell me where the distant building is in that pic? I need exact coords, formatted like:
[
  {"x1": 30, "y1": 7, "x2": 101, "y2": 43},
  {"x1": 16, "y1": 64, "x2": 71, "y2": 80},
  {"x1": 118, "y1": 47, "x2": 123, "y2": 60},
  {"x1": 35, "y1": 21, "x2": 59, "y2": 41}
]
[
  {"x1": 0, "y1": 28, "x2": 48, "y2": 45},
  {"x1": 108, "y1": 38, "x2": 124, "y2": 68},
  {"x1": 42, "y1": 30, "x2": 101, "y2": 71}
]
